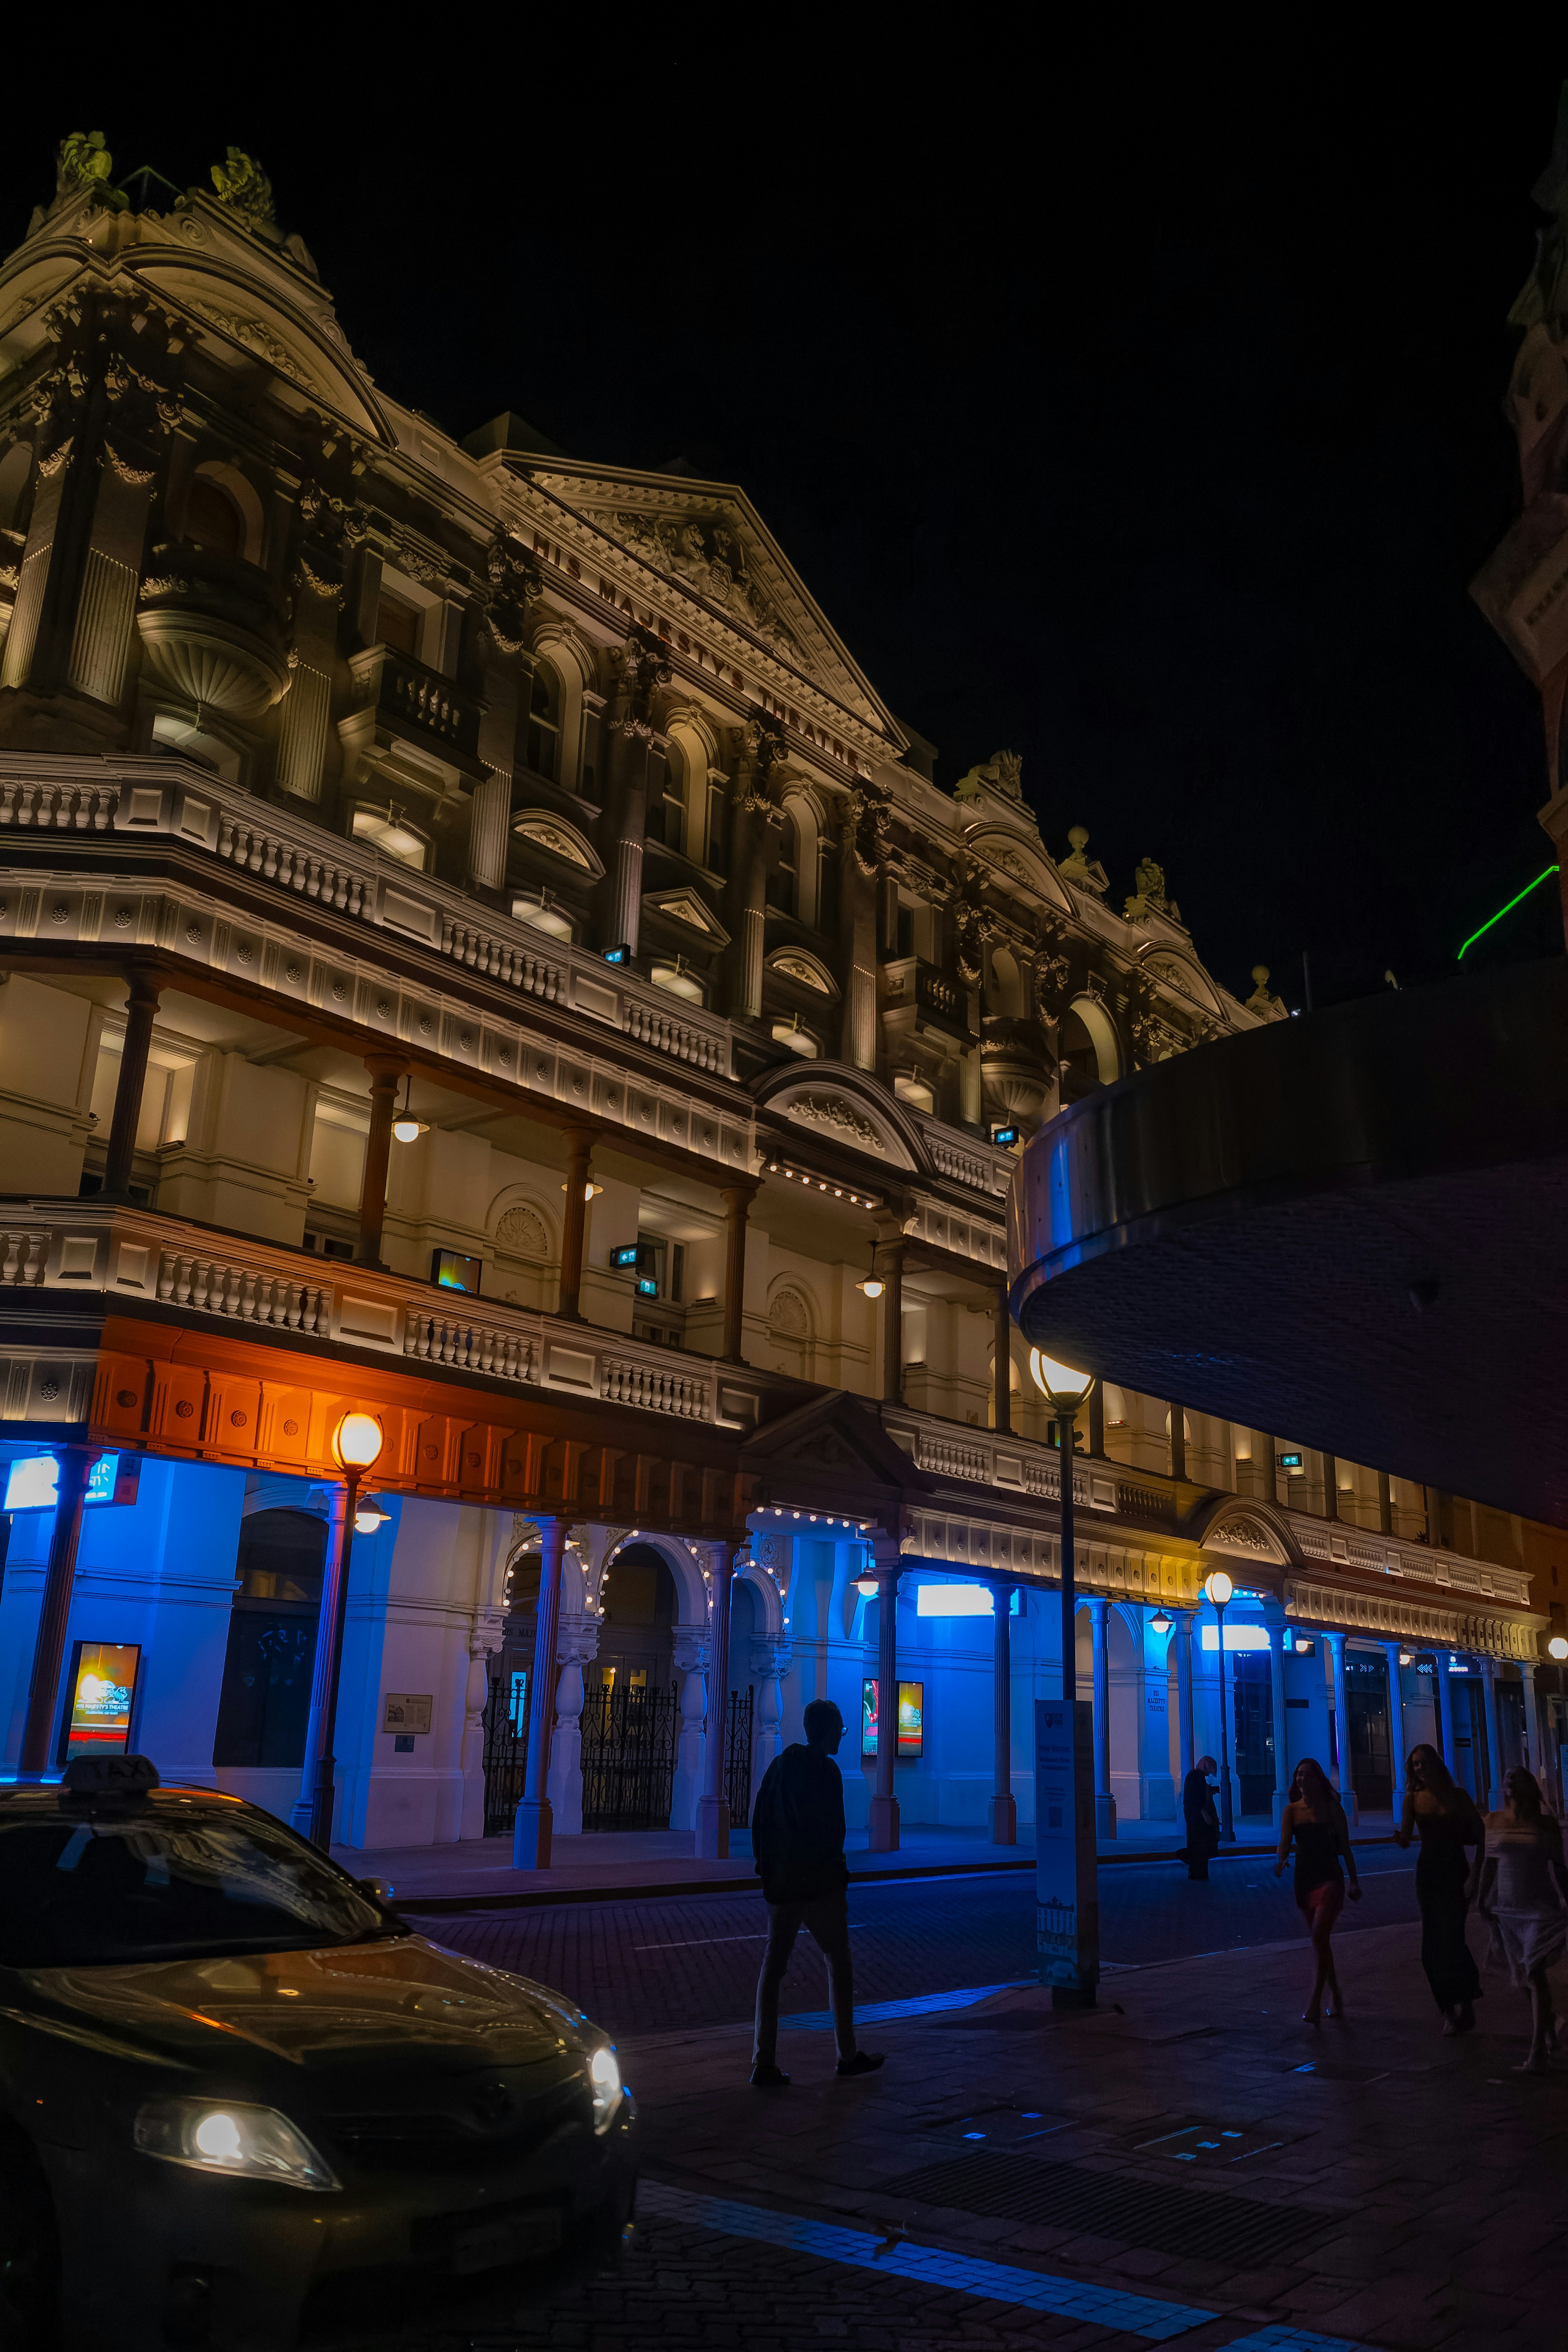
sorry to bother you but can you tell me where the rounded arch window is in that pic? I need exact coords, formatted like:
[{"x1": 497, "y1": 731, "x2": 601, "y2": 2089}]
[
  {"x1": 184, "y1": 474, "x2": 247, "y2": 559},
  {"x1": 893, "y1": 1070, "x2": 935, "y2": 1112},
  {"x1": 525, "y1": 660, "x2": 562, "y2": 780}
]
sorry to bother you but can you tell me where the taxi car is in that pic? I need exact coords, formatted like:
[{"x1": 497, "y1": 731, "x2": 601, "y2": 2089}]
[{"x1": 0, "y1": 1756, "x2": 636, "y2": 2349}]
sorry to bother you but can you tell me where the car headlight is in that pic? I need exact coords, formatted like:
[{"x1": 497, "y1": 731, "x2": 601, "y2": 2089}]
[
  {"x1": 587, "y1": 2043, "x2": 622, "y2": 2134},
  {"x1": 134, "y1": 2098, "x2": 339, "y2": 2191}
]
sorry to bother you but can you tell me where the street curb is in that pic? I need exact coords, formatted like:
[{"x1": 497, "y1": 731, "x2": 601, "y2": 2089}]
[{"x1": 393, "y1": 1836, "x2": 1401, "y2": 1916}]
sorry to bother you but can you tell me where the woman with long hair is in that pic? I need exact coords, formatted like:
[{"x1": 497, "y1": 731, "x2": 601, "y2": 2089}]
[
  {"x1": 1394, "y1": 1742, "x2": 1485, "y2": 2034},
  {"x1": 1476, "y1": 1766, "x2": 1568, "y2": 2074},
  {"x1": 1274, "y1": 1757, "x2": 1361, "y2": 2021}
]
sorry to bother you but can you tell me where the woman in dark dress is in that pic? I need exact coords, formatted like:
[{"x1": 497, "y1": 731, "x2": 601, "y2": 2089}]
[
  {"x1": 1394, "y1": 1742, "x2": 1485, "y2": 2034},
  {"x1": 1274, "y1": 1757, "x2": 1361, "y2": 2020}
]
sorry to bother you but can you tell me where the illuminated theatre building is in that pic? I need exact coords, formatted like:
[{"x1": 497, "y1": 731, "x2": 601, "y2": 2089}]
[{"x1": 0, "y1": 137, "x2": 1555, "y2": 1862}]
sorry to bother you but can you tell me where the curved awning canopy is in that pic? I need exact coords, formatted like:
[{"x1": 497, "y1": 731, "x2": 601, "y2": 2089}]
[{"x1": 1009, "y1": 958, "x2": 1568, "y2": 1526}]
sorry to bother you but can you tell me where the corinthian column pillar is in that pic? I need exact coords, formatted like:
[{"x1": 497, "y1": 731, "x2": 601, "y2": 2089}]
[
  {"x1": 670, "y1": 1626, "x2": 710, "y2": 1833},
  {"x1": 696, "y1": 1541, "x2": 739, "y2": 1859}
]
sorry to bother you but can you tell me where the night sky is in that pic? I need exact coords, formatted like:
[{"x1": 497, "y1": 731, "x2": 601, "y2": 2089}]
[{"x1": 3, "y1": 45, "x2": 1563, "y2": 1009}]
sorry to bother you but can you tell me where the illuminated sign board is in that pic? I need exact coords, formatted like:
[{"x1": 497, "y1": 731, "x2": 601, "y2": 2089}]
[
  {"x1": 636, "y1": 1276, "x2": 659, "y2": 1298},
  {"x1": 60, "y1": 1639, "x2": 141, "y2": 1761},
  {"x1": 609, "y1": 1245, "x2": 640, "y2": 1270},
  {"x1": 916, "y1": 1583, "x2": 994, "y2": 1617},
  {"x1": 861, "y1": 1678, "x2": 924, "y2": 1761},
  {"x1": 3, "y1": 1454, "x2": 140, "y2": 1512},
  {"x1": 1276, "y1": 1452, "x2": 1304, "y2": 1470}
]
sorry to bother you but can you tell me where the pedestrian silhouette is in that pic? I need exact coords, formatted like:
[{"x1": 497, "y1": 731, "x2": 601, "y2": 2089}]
[
  {"x1": 1180, "y1": 1756, "x2": 1221, "y2": 1880},
  {"x1": 1394, "y1": 1742, "x2": 1485, "y2": 2036},
  {"x1": 1274, "y1": 1756, "x2": 1361, "y2": 2020},
  {"x1": 749, "y1": 1698, "x2": 884, "y2": 2087},
  {"x1": 1477, "y1": 1766, "x2": 1568, "y2": 2074}
]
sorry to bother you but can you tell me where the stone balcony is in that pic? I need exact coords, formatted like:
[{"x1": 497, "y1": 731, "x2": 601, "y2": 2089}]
[
  {"x1": 0, "y1": 1201, "x2": 784, "y2": 1433},
  {"x1": 0, "y1": 752, "x2": 734, "y2": 1081}
]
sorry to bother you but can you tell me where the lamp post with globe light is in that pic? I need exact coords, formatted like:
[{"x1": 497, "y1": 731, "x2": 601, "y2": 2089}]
[
  {"x1": 1028, "y1": 1350, "x2": 1097, "y2": 1703},
  {"x1": 1204, "y1": 1569, "x2": 1236, "y2": 1841},
  {"x1": 306, "y1": 1411, "x2": 385, "y2": 1850}
]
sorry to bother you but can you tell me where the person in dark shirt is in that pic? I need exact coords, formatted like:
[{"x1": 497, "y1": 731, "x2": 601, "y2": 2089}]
[
  {"x1": 749, "y1": 1698, "x2": 884, "y2": 2086},
  {"x1": 1181, "y1": 1756, "x2": 1221, "y2": 1881}
]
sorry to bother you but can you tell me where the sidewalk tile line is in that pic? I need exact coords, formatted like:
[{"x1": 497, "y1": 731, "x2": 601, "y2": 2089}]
[
  {"x1": 1220, "y1": 2330, "x2": 1371, "y2": 2352},
  {"x1": 637, "y1": 2179, "x2": 1216, "y2": 2342},
  {"x1": 782, "y1": 1979, "x2": 1032, "y2": 2031}
]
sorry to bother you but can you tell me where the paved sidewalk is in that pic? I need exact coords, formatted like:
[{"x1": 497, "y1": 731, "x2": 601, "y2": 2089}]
[
  {"x1": 599, "y1": 1912, "x2": 1563, "y2": 2351},
  {"x1": 343, "y1": 1813, "x2": 1398, "y2": 1913}
]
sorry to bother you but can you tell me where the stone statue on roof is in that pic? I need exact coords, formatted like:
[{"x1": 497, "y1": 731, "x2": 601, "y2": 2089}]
[
  {"x1": 954, "y1": 749, "x2": 1023, "y2": 804},
  {"x1": 55, "y1": 132, "x2": 122, "y2": 207},
  {"x1": 211, "y1": 148, "x2": 276, "y2": 227}
]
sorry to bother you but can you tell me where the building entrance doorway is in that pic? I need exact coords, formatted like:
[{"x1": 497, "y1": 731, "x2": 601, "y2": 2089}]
[
  {"x1": 1232, "y1": 1651, "x2": 1275, "y2": 1817},
  {"x1": 1346, "y1": 1653, "x2": 1393, "y2": 1811},
  {"x1": 582, "y1": 1544, "x2": 680, "y2": 1831},
  {"x1": 212, "y1": 1508, "x2": 325, "y2": 1769}
]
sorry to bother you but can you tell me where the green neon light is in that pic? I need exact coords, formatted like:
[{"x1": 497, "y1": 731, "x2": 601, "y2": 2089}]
[{"x1": 1457, "y1": 864, "x2": 1560, "y2": 959}]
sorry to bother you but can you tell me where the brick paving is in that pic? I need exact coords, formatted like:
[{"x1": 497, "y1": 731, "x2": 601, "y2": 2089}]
[
  {"x1": 429, "y1": 1851, "x2": 1421, "y2": 2039},
  {"x1": 406, "y1": 1909, "x2": 1566, "y2": 2352}
]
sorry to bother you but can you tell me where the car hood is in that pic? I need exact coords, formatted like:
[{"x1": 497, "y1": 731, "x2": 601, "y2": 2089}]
[{"x1": 9, "y1": 1934, "x2": 583, "y2": 2075}]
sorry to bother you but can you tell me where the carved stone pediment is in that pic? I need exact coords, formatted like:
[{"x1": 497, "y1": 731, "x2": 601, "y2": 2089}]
[{"x1": 511, "y1": 808, "x2": 604, "y2": 880}]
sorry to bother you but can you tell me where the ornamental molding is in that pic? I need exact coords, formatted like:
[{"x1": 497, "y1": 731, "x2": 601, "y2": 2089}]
[{"x1": 510, "y1": 807, "x2": 604, "y2": 880}]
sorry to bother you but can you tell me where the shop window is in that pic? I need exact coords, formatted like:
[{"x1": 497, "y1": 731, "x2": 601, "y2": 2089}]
[{"x1": 212, "y1": 1508, "x2": 326, "y2": 1769}]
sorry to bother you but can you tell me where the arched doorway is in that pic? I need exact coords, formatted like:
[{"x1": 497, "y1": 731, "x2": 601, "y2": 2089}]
[
  {"x1": 212, "y1": 1509, "x2": 326, "y2": 1771},
  {"x1": 584, "y1": 1542, "x2": 681, "y2": 1831}
]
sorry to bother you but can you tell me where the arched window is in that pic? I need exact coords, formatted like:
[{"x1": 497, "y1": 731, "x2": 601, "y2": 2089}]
[
  {"x1": 985, "y1": 945, "x2": 1025, "y2": 1017},
  {"x1": 1058, "y1": 995, "x2": 1121, "y2": 1102},
  {"x1": 184, "y1": 474, "x2": 245, "y2": 559},
  {"x1": 766, "y1": 810, "x2": 799, "y2": 912},
  {"x1": 768, "y1": 796, "x2": 825, "y2": 924},
  {"x1": 524, "y1": 660, "x2": 562, "y2": 780}
]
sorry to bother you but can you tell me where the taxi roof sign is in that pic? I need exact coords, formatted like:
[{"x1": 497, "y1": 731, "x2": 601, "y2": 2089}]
[{"x1": 61, "y1": 1753, "x2": 160, "y2": 1795}]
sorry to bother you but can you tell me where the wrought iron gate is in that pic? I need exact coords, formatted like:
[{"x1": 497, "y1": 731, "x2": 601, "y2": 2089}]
[
  {"x1": 581, "y1": 1681, "x2": 679, "y2": 1831},
  {"x1": 725, "y1": 1686, "x2": 755, "y2": 1826},
  {"x1": 481, "y1": 1674, "x2": 530, "y2": 1837}
]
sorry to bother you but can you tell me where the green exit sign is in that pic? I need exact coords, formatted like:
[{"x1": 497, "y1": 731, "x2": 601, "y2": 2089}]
[{"x1": 1277, "y1": 1452, "x2": 1303, "y2": 1468}]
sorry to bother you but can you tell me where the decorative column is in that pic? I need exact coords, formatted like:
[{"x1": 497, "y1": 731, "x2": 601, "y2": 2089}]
[
  {"x1": 869, "y1": 1530, "x2": 902, "y2": 1853},
  {"x1": 696, "y1": 1541, "x2": 738, "y2": 1859},
  {"x1": 719, "y1": 1184, "x2": 754, "y2": 1362},
  {"x1": 1435, "y1": 1650, "x2": 1458, "y2": 1776},
  {"x1": 102, "y1": 976, "x2": 160, "y2": 1196},
  {"x1": 1376, "y1": 1469, "x2": 1394, "y2": 1536},
  {"x1": 877, "y1": 1241, "x2": 906, "y2": 1405},
  {"x1": 1382, "y1": 1639, "x2": 1408, "y2": 1817},
  {"x1": 556, "y1": 1127, "x2": 595, "y2": 1320},
  {"x1": 512, "y1": 1516, "x2": 570, "y2": 1869},
  {"x1": 597, "y1": 628, "x2": 670, "y2": 955},
  {"x1": 1325, "y1": 1630, "x2": 1358, "y2": 1826},
  {"x1": 1172, "y1": 1606, "x2": 1195, "y2": 1777},
  {"x1": 1521, "y1": 1663, "x2": 1546, "y2": 1789},
  {"x1": 989, "y1": 1581, "x2": 1016, "y2": 1844},
  {"x1": 750, "y1": 1636, "x2": 792, "y2": 1782},
  {"x1": 670, "y1": 1627, "x2": 710, "y2": 1833},
  {"x1": 722, "y1": 719, "x2": 781, "y2": 1021},
  {"x1": 993, "y1": 1281, "x2": 1012, "y2": 1436},
  {"x1": 1479, "y1": 1658, "x2": 1505, "y2": 1811},
  {"x1": 291, "y1": 1485, "x2": 345, "y2": 1835},
  {"x1": 546, "y1": 1616, "x2": 601, "y2": 1838},
  {"x1": 1168, "y1": 1403, "x2": 1187, "y2": 1483},
  {"x1": 355, "y1": 1053, "x2": 408, "y2": 1268},
  {"x1": 18, "y1": 1446, "x2": 99, "y2": 1776},
  {"x1": 1267, "y1": 1618, "x2": 1292, "y2": 1825},
  {"x1": 459, "y1": 1611, "x2": 505, "y2": 1840},
  {"x1": 1087, "y1": 1596, "x2": 1116, "y2": 1838}
]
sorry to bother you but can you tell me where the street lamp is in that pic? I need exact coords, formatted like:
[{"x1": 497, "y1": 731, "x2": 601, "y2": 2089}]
[
  {"x1": 1204, "y1": 1568, "x2": 1236, "y2": 1842},
  {"x1": 1029, "y1": 1352, "x2": 1097, "y2": 1704},
  {"x1": 307, "y1": 1411, "x2": 385, "y2": 1850},
  {"x1": 1150, "y1": 1607, "x2": 1173, "y2": 1637}
]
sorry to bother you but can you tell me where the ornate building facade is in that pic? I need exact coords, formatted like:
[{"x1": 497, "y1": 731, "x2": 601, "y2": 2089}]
[{"x1": 0, "y1": 138, "x2": 1553, "y2": 1854}]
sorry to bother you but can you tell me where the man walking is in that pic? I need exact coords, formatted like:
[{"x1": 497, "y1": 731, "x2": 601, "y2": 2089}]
[
  {"x1": 1182, "y1": 1754, "x2": 1221, "y2": 1881},
  {"x1": 749, "y1": 1698, "x2": 884, "y2": 2086}
]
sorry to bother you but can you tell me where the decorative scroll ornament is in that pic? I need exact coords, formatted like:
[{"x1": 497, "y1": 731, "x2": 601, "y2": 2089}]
[
  {"x1": 841, "y1": 778, "x2": 891, "y2": 876},
  {"x1": 941, "y1": 852, "x2": 997, "y2": 988},
  {"x1": 102, "y1": 443, "x2": 155, "y2": 486},
  {"x1": 210, "y1": 148, "x2": 276, "y2": 227},
  {"x1": 485, "y1": 531, "x2": 543, "y2": 655},
  {"x1": 36, "y1": 437, "x2": 74, "y2": 479},
  {"x1": 733, "y1": 713, "x2": 787, "y2": 813}
]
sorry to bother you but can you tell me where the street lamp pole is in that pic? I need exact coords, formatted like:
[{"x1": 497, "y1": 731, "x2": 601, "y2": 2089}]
[
  {"x1": 1028, "y1": 1350, "x2": 1097, "y2": 1704},
  {"x1": 1205, "y1": 1570, "x2": 1236, "y2": 1842},
  {"x1": 307, "y1": 1411, "x2": 385, "y2": 1850}
]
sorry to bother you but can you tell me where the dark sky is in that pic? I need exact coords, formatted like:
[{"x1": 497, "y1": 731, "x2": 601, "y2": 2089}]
[{"x1": 4, "y1": 41, "x2": 1564, "y2": 1009}]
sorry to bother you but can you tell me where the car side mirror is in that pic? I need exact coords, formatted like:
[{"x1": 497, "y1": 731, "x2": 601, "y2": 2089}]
[{"x1": 356, "y1": 1876, "x2": 394, "y2": 1902}]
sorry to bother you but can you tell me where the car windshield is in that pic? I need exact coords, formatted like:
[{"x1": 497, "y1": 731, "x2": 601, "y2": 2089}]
[{"x1": 0, "y1": 1802, "x2": 396, "y2": 1967}]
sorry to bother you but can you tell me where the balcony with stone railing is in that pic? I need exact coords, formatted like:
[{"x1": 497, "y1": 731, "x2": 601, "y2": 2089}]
[
  {"x1": 881, "y1": 1402, "x2": 1535, "y2": 1618},
  {"x1": 0, "y1": 753, "x2": 733, "y2": 1079},
  {"x1": 0, "y1": 1202, "x2": 782, "y2": 1432}
]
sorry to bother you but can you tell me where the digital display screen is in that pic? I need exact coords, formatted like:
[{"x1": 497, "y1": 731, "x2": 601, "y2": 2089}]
[
  {"x1": 61, "y1": 1640, "x2": 141, "y2": 1759},
  {"x1": 861, "y1": 1679, "x2": 924, "y2": 1760},
  {"x1": 3, "y1": 1453, "x2": 136, "y2": 1512},
  {"x1": 431, "y1": 1249, "x2": 481, "y2": 1295}
]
